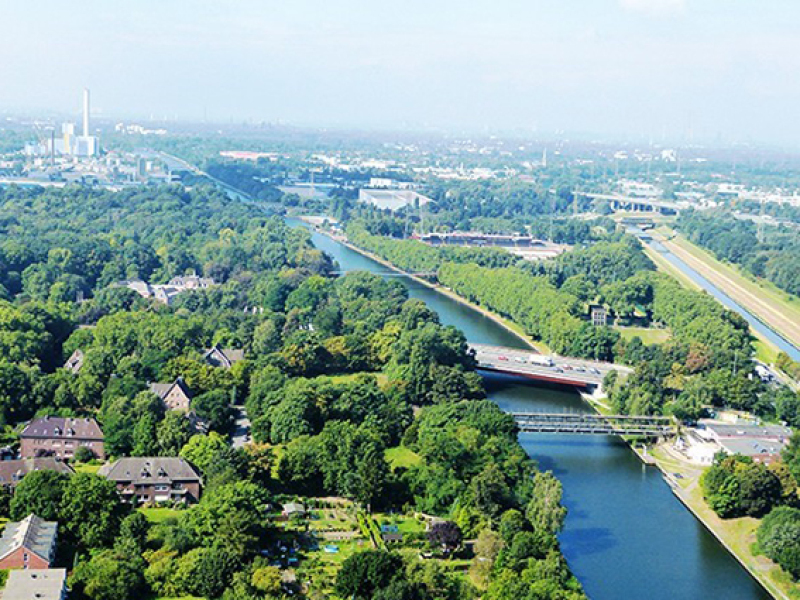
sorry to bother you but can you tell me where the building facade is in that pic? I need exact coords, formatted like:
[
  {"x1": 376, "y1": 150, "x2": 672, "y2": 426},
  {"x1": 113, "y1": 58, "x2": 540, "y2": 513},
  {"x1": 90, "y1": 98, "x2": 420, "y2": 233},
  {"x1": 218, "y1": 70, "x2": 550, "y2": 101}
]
[
  {"x1": 149, "y1": 379, "x2": 193, "y2": 412},
  {"x1": 98, "y1": 457, "x2": 202, "y2": 504},
  {"x1": 0, "y1": 514, "x2": 58, "y2": 570},
  {"x1": 20, "y1": 417, "x2": 105, "y2": 460},
  {"x1": 0, "y1": 458, "x2": 74, "y2": 488}
]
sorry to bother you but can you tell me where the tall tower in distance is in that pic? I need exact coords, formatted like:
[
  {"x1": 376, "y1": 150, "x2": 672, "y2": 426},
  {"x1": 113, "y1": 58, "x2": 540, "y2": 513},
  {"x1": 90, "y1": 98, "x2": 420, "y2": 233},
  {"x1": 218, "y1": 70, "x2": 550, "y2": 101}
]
[{"x1": 83, "y1": 88, "x2": 90, "y2": 137}]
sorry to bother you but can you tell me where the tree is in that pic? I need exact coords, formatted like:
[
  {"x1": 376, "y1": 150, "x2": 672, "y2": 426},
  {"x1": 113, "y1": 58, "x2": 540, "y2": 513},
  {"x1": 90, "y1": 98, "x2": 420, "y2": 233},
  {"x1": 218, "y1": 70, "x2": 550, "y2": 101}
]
[
  {"x1": 498, "y1": 509, "x2": 528, "y2": 545},
  {"x1": 757, "y1": 507, "x2": 800, "y2": 578},
  {"x1": 428, "y1": 521, "x2": 463, "y2": 555},
  {"x1": 526, "y1": 472, "x2": 567, "y2": 534},
  {"x1": 471, "y1": 463, "x2": 512, "y2": 522},
  {"x1": 251, "y1": 566, "x2": 282, "y2": 595},
  {"x1": 156, "y1": 411, "x2": 194, "y2": 456},
  {"x1": 10, "y1": 470, "x2": 67, "y2": 520},
  {"x1": 117, "y1": 511, "x2": 150, "y2": 556},
  {"x1": 783, "y1": 431, "x2": 800, "y2": 482},
  {"x1": 180, "y1": 432, "x2": 228, "y2": 474},
  {"x1": 335, "y1": 550, "x2": 404, "y2": 600},
  {"x1": 73, "y1": 445, "x2": 96, "y2": 463},
  {"x1": 60, "y1": 473, "x2": 126, "y2": 549},
  {"x1": 70, "y1": 549, "x2": 146, "y2": 600},
  {"x1": 191, "y1": 546, "x2": 241, "y2": 598},
  {"x1": 193, "y1": 389, "x2": 235, "y2": 434}
]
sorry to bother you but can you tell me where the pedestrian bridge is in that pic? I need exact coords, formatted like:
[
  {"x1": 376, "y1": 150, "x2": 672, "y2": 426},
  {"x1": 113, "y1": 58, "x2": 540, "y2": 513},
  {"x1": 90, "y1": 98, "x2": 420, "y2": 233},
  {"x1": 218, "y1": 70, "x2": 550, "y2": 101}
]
[
  {"x1": 470, "y1": 343, "x2": 630, "y2": 389},
  {"x1": 512, "y1": 412, "x2": 675, "y2": 436}
]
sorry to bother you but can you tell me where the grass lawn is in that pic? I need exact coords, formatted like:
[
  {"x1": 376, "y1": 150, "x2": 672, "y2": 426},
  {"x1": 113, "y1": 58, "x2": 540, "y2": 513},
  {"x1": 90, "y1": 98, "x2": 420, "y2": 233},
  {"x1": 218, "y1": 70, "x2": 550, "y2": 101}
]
[
  {"x1": 754, "y1": 339, "x2": 780, "y2": 365},
  {"x1": 139, "y1": 507, "x2": 182, "y2": 524},
  {"x1": 385, "y1": 446, "x2": 422, "y2": 471},
  {"x1": 72, "y1": 462, "x2": 102, "y2": 474},
  {"x1": 615, "y1": 326, "x2": 671, "y2": 345}
]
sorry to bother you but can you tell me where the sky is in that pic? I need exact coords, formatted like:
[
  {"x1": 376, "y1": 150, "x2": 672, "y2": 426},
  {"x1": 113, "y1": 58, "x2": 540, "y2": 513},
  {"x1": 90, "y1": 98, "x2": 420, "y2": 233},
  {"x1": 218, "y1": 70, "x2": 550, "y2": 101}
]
[{"x1": 2, "y1": 0, "x2": 800, "y2": 145}]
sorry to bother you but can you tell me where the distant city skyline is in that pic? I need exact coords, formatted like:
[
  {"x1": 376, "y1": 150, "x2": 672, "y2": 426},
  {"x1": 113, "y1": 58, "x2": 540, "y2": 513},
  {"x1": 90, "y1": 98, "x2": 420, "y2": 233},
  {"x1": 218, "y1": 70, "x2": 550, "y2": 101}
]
[{"x1": 2, "y1": 1, "x2": 800, "y2": 147}]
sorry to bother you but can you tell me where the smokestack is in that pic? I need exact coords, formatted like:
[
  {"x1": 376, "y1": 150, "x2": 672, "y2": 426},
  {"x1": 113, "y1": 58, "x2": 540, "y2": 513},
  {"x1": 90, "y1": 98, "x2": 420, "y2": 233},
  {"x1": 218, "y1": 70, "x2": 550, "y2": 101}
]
[{"x1": 82, "y1": 88, "x2": 90, "y2": 137}]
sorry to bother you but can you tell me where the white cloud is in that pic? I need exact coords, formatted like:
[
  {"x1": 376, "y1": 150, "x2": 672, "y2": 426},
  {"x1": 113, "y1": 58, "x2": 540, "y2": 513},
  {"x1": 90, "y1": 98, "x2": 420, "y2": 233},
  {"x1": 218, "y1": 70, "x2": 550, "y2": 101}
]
[{"x1": 619, "y1": 0, "x2": 686, "y2": 16}]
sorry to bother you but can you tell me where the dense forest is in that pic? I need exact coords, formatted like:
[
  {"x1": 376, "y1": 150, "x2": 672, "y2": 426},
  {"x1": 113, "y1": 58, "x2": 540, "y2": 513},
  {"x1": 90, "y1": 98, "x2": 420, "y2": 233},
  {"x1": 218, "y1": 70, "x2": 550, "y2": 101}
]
[
  {"x1": 677, "y1": 210, "x2": 800, "y2": 296},
  {"x1": 0, "y1": 183, "x2": 583, "y2": 600}
]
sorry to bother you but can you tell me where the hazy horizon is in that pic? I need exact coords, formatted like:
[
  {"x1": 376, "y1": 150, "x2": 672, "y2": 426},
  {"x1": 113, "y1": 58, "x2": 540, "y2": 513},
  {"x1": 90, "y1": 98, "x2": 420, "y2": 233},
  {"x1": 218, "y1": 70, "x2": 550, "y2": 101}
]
[{"x1": 3, "y1": 1, "x2": 800, "y2": 147}]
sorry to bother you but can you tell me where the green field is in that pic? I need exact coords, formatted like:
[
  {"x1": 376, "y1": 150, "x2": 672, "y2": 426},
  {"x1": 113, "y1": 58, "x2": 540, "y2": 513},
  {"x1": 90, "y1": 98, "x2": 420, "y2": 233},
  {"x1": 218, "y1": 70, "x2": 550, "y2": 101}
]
[
  {"x1": 139, "y1": 507, "x2": 182, "y2": 524},
  {"x1": 616, "y1": 326, "x2": 671, "y2": 345}
]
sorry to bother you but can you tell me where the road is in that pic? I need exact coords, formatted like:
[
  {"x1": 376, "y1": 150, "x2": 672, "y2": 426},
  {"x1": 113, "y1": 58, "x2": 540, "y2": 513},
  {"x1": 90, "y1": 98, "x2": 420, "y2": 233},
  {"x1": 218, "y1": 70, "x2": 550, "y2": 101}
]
[
  {"x1": 470, "y1": 343, "x2": 630, "y2": 388},
  {"x1": 230, "y1": 406, "x2": 251, "y2": 449}
]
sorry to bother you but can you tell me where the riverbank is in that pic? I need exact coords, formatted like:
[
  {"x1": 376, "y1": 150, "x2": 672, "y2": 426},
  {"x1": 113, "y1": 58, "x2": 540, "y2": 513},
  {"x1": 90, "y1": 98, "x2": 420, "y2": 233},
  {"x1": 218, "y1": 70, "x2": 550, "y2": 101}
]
[{"x1": 649, "y1": 444, "x2": 797, "y2": 600}]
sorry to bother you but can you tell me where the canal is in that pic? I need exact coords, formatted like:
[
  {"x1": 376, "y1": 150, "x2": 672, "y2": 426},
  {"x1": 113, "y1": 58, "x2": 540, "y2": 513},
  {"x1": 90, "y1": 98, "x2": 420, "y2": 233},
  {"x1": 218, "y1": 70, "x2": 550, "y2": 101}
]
[
  {"x1": 642, "y1": 238, "x2": 800, "y2": 362},
  {"x1": 303, "y1": 223, "x2": 771, "y2": 600}
]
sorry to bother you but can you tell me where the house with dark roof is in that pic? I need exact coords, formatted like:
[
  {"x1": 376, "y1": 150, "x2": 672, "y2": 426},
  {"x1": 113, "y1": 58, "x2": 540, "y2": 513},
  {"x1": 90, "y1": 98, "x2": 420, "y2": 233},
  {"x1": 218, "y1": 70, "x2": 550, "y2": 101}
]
[
  {"x1": 63, "y1": 349, "x2": 85, "y2": 374},
  {"x1": 203, "y1": 345, "x2": 246, "y2": 369},
  {"x1": 2, "y1": 568, "x2": 67, "y2": 600},
  {"x1": 0, "y1": 458, "x2": 74, "y2": 488},
  {"x1": 20, "y1": 417, "x2": 105, "y2": 460},
  {"x1": 149, "y1": 378, "x2": 193, "y2": 413},
  {"x1": 98, "y1": 457, "x2": 202, "y2": 504},
  {"x1": 0, "y1": 514, "x2": 58, "y2": 570}
]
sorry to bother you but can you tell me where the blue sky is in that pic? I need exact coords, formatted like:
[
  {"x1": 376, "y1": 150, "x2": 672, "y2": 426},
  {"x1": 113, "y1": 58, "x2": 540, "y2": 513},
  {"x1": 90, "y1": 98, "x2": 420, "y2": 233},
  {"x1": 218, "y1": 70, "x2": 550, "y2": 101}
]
[{"x1": 2, "y1": 1, "x2": 799, "y2": 145}]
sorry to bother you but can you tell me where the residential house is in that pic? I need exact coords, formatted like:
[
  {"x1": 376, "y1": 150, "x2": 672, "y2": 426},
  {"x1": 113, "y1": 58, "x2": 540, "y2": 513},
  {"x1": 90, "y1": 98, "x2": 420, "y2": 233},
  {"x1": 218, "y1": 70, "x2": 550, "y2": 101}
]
[
  {"x1": 149, "y1": 378, "x2": 193, "y2": 412},
  {"x1": 590, "y1": 305, "x2": 609, "y2": 327},
  {"x1": 0, "y1": 514, "x2": 58, "y2": 570},
  {"x1": 63, "y1": 349, "x2": 84, "y2": 374},
  {"x1": 20, "y1": 417, "x2": 105, "y2": 460},
  {"x1": 117, "y1": 273, "x2": 215, "y2": 305},
  {"x1": 0, "y1": 458, "x2": 74, "y2": 488},
  {"x1": 203, "y1": 345, "x2": 246, "y2": 369},
  {"x1": 98, "y1": 457, "x2": 202, "y2": 504},
  {"x1": 2, "y1": 568, "x2": 68, "y2": 600}
]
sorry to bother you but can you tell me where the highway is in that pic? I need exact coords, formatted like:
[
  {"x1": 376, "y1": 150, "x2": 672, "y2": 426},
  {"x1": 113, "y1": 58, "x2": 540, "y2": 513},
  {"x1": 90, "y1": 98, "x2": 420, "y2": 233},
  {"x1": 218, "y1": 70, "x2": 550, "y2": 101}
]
[{"x1": 470, "y1": 343, "x2": 631, "y2": 389}]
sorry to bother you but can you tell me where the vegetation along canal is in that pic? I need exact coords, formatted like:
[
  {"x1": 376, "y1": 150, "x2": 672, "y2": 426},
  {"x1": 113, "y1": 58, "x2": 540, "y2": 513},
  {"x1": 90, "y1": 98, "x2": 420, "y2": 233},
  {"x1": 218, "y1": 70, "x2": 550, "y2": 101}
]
[{"x1": 297, "y1": 220, "x2": 773, "y2": 600}]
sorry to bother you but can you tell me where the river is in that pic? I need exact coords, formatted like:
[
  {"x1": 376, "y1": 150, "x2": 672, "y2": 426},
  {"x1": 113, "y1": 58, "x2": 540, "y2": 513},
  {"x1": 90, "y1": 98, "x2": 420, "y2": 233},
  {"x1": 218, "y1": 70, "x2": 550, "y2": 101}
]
[{"x1": 301, "y1": 222, "x2": 771, "y2": 600}]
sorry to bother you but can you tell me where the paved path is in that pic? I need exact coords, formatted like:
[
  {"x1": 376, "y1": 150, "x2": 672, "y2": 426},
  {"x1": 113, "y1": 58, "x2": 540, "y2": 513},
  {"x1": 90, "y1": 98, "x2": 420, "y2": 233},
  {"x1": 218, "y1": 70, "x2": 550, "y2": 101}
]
[{"x1": 231, "y1": 406, "x2": 251, "y2": 448}]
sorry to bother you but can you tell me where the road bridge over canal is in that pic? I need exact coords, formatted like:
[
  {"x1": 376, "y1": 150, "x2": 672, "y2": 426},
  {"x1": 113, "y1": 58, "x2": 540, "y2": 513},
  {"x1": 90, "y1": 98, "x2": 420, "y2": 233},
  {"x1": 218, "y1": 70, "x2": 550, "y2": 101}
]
[
  {"x1": 512, "y1": 412, "x2": 675, "y2": 436},
  {"x1": 470, "y1": 343, "x2": 631, "y2": 389}
]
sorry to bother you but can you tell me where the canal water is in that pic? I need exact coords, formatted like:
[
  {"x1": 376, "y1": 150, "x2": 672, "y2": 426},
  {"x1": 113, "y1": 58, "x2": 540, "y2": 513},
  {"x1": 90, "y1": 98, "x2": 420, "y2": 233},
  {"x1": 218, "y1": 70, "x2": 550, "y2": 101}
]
[
  {"x1": 647, "y1": 239, "x2": 800, "y2": 362},
  {"x1": 302, "y1": 223, "x2": 771, "y2": 600}
]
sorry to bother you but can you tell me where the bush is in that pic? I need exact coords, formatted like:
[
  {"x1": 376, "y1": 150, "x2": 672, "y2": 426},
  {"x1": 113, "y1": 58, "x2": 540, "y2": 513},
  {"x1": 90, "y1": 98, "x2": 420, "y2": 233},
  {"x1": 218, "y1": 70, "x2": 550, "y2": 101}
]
[
  {"x1": 73, "y1": 446, "x2": 96, "y2": 463},
  {"x1": 757, "y1": 507, "x2": 800, "y2": 579}
]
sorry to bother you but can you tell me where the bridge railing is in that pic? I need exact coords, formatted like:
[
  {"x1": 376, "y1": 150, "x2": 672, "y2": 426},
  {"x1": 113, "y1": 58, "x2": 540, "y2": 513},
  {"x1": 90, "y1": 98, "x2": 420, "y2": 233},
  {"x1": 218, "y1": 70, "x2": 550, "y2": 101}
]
[{"x1": 511, "y1": 412, "x2": 675, "y2": 436}]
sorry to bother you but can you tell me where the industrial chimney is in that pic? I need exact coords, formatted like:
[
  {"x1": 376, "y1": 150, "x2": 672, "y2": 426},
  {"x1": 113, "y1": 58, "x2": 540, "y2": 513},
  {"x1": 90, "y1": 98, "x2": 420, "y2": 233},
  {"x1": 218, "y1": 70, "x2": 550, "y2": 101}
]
[{"x1": 82, "y1": 88, "x2": 90, "y2": 137}]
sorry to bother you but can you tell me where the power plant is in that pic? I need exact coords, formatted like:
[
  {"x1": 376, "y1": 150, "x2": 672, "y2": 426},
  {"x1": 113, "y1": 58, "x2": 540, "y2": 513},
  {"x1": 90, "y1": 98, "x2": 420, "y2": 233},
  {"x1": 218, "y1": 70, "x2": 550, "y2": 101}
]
[{"x1": 24, "y1": 88, "x2": 99, "y2": 157}]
